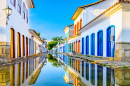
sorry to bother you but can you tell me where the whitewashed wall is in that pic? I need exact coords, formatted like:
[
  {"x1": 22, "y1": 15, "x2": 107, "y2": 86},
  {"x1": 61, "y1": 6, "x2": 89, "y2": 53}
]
[
  {"x1": 74, "y1": 0, "x2": 119, "y2": 28},
  {"x1": 0, "y1": 0, "x2": 34, "y2": 58}
]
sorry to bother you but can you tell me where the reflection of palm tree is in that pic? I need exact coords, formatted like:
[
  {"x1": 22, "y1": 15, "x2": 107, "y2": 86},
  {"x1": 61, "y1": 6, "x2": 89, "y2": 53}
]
[{"x1": 47, "y1": 54, "x2": 62, "y2": 67}]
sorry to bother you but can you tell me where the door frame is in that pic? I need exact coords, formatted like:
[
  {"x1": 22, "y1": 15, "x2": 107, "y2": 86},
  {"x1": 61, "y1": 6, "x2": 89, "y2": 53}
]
[
  {"x1": 82, "y1": 37, "x2": 84, "y2": 54},
  {"x1": 97, "y1": 30, "x2": 103, "y2": 56},
  {"x1": 10, "y1": 28, "x2": 15, "y2": 58},
  {"x1": 106, "y1": 25, "x2": 115, "y2": 57}
]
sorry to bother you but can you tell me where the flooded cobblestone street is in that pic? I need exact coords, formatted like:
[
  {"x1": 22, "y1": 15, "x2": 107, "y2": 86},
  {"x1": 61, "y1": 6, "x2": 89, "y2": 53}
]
[{"x1": 0, "y1": 53, "x2": 130, "y2": 86}]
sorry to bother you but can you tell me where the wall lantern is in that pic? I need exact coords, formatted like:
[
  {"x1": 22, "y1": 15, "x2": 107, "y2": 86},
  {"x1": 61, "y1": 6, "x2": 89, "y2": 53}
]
[
  {"x1": 3, "y1": 6, "x2": 12, "y2": 24},
  {"x1": 31, "y1": 35, "x2": 34, "y2": 40}
]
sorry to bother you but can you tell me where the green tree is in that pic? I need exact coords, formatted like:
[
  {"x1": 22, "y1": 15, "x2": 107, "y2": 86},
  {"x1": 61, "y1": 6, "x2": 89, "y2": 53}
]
[
  {"x1": 37, "y1": 32, "x2": 40, "y2": 36},
  {"x1": 52, "y1": 36, "x2": 63, "y2": 44},
  {"x1": 47, "y1": 41, "x2": 57, "y2": 50},
  {"x1": 42, "y1": 37, "x2": 47, "y2": 41},
  {"x1": 47, "y1": 36, "x2": 63, "y2": 50}
]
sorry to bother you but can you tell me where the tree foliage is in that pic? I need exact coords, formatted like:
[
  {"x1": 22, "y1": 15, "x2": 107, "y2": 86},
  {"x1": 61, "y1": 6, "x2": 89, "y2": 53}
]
[
  {"x1": 37, "y1": 32, "x2": 40, "y2": 36},
  {"x1": 52, "y1": 36, "x2": 63, "y2": 44},
  {"x1": 42, "y1": 37, "x2": 47, "y2": 41},
  {"x1": 47, "y1": 41, "x2": 57, "y2": 50},
  {"x1": 47, "y1": 36, "x2": 63, "y2": 50}
]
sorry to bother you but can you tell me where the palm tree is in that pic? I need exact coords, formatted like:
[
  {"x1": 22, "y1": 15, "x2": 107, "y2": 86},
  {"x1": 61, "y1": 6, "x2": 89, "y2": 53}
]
[
  {"x1": 52, "y1": 36, "x2": 63, "y2": 43},
  {"x1": 58, "y1": 36, "x2": 63, "y2": 43}
]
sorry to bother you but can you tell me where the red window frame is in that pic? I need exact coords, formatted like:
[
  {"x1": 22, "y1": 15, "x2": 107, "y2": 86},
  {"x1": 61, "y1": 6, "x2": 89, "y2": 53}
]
[
  {"x1": 80, "y1": 19, "x2": 82, "y2": 29},
  {"x1": 77, "y1": 22, "x2": 79, "y2": 34},
  {"x1": 74, "y1": 25, "x2": 76, "y2": 35}
]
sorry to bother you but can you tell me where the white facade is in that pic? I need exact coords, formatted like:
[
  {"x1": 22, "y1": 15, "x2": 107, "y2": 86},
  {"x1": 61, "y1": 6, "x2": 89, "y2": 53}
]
[
  {"x1": 59, "y1": 0, "x2": 130, "y2": 61},
  {"x1": 29, "y1": 29, "x2": 46, "y2": 54},
  {"x1": 0, "y1": 0, "x2": 46, "y2": 60}
]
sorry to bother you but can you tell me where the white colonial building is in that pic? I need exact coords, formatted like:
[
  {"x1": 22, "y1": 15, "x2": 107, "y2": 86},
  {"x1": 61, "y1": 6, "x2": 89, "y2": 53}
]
[
  {"x1": 60, "y1": 0, "x2": 130, "y2": 62},
  {"x1": 0, "y1": 0, "x2": 46, "y2": 62}
]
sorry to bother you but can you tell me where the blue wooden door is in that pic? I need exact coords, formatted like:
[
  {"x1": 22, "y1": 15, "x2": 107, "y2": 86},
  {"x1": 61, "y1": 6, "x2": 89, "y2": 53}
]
[
  {"x1": 82, "y1": 38, "x2": 84, "y2": 54},
  {"x1": 91, "y1": 34, "x2": 95, "y2": 55},
  {"x1": 107, "y1": 28, "x2": 111, "y2": 57},
  {"x1": 98, "y1": 31, "x2": 103, "y2": 56},
  {"x1": 86, "y1": 36, "x2": 89, "y2": 55},
  {"x1": 107, "y1": 27, "x2": 115, "y2": 57},
  {"x1": 63, "y1": 46, "x2": 65, "y2": 52}
]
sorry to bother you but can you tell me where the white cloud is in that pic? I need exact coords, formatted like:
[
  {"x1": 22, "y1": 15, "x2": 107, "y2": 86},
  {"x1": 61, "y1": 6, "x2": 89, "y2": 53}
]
[{"x1": 91, "y1": 9, "x2": 106, "y2": 16}]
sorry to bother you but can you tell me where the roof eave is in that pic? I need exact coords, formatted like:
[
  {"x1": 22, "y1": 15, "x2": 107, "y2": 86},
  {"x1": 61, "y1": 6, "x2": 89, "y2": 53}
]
[
  {"x1": 71, "y1": 0, "x2": 105, "y2": 20},
  {"x1": 26, "y1": 0, "x2": 35, "y2": 9},
  {"x1": 63, "y1": 24, "x2": 74, "y2": 32},
  {"x1": 63, "y1": 26, "x2": 68, "y2": 32},
  {"x1": 71, "y1": 7, "x2": 84, "y2": 20},
  {"x1": 31, "y1": 0, "x2": 35, "y2": 8}
]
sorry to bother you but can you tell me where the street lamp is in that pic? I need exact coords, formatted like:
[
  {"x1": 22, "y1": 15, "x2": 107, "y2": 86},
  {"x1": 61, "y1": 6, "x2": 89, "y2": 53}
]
[
  {"x1": 31, "y1": 35, "x2": 34, "y2": 40},
  {"x1": 5, "y1": 6, "x2": 12, "y2": 18},
  {"x1": 3, "y1": 6, "x2": 12, "y2": 24}
]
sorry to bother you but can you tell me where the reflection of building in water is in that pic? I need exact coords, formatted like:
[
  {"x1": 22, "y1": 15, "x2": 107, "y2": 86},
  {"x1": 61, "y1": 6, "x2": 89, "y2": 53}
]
[
  {"x1": 17, "y1": 63, "x2": 21, "y2": 86},
  {"x1": 107, "y1": 68, "x2": 114, "y2": 86},
  {"x1": 29, "y1": 59, "x2": 34, "y2": 76},
  {"x1": 63, "y1": 66, "x2": 74, "y2": 85},
  {"x1": 61, "y1": 54, "x2": 118, "y2": 86},
  {"x1": 10, "y1": 65, "x2": 15, "y2": 86},
  {"x1": 115, "y1": 68, "x2": 130, "y2": 86},
  {"x1": 29, "y1": 59, "x2": 46, "y2": 85},
  {"x1": 0, "y1": 55, "x2": 46, "y2": 86},
  {"x1": 0, "y1": 66, "x2": 10, "y2": 86}
]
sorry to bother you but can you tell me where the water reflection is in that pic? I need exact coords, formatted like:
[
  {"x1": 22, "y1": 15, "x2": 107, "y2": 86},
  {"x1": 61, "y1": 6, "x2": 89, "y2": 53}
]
[
  {"x1": 55, "y1": 54, "x2": 130, "y2": 86},
  {"x1": 47, "y1": 54, "x2": 62, "y2": 67},
  {"x1": 0, "y1": 55, "x2": 46, "y2": 86},
  {"x1": 1, "y1": 53, "x2": 130, "y2": 86}
]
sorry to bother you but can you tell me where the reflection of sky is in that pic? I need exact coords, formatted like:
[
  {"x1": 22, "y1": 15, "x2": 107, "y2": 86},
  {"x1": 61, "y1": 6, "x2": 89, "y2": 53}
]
[{"x1": 31, "y1": 61, "x2": 72, "y2": 86}]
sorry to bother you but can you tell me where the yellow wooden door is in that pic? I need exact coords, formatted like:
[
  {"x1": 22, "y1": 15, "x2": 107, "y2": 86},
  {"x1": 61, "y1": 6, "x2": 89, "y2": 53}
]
[{"x1": 10, "y1": 29, "x2": 15, "y2": 58}]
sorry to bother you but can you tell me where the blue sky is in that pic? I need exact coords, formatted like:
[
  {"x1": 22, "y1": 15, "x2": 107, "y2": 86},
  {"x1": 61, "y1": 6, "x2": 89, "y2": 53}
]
[{"x1": 29, "y1": 0, "x2": 98, "y2": 42}]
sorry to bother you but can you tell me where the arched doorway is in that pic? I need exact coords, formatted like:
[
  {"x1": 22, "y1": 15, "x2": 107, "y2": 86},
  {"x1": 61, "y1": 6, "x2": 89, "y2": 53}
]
[
  {"x1": 107, "y1": 26, "x2": 115, "y2": 57},
  {"x1": 86, "y1": 36, "x2": 89, "y2": 55},
  {"x1": 76, "y1": 41, "x2": 77, "y2": 53},
  {"x1": 82, "y1": 38, "x2": 84, "y2": 54},
  {"x1": 10, "y1": 28, "x2": 15, "y2": 58},
  {"x1": 78, "y1": 40, "x2": 80, "y2": 54},
  {"x1": 22, "y1": 35, "x2": 25, "y2": 56},
  {"x1": 26, "y1": 37, "x2": 28, "y2": 56},
  {"x1": 74, "y1": 42, "x2": 75, "y2": 52},
  {"x1": 17, "y1": 32, "x2": 21, "y2": 57},
  {"x1": 72, "y1": 43, "x2": 73, "y2": 52},
  {"x1": 97, "y1": 30, "x2": 103, "y2": 56},
  {"x1": 91, "y1": 33, "x2": 95, "y2": 55}
]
